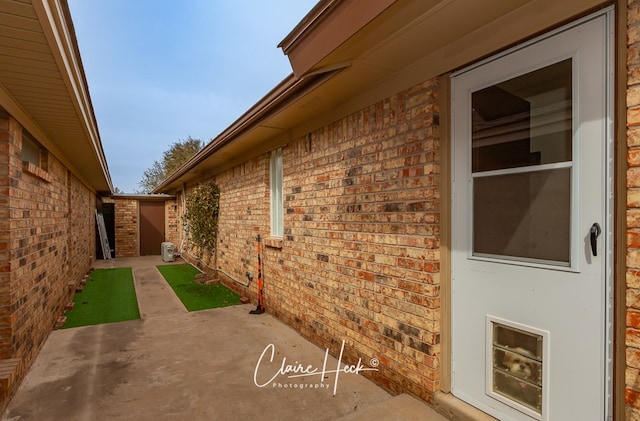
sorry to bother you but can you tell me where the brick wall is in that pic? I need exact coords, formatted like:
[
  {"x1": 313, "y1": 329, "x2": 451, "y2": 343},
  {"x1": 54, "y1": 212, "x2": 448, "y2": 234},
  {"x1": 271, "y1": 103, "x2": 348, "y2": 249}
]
[
  {"x1": 0, "y1": 109, "x2": 97, "y2": 409},
  {"x1": 178, "y1": 176, "x2": 261, "y2": 279},
  {"x1": 629, "y1": 1, "x2": 640, "y2": 418},
  {"x1": 113, "y1": 198, "x2": 177, "y2": 257},
  {"x1": 69, "y1": 172, "x2": 96, "y2": 279},
  {"x1": 114, "y1": 198, "x2": 138, "y2": 257},
  {"x1": 280, "y1": 79, "x2": 441, "y2": 400},
  {"x1": 214, "y1": 159, "x2": 268, "y2": 287},
  {"x1": 165, "y1": 199, "x2": 179, "y2": 247},
  {"x1": 0, "y1": 109, "x2": 17, "y2": 364},
  {"x1": 181, "y1": 78, "x2": 441, "y2": 401}
]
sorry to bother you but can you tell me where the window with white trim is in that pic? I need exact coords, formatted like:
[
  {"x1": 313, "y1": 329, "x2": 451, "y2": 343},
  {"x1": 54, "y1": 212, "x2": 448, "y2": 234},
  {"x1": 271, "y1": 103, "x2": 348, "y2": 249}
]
[
  {"x1": 270, "y1": 148, "x2": 283, "y2": 237},
  {"x1": 21, "y1": 131, "x2": 51, "y2": 182},
  {"x1": 22, "y1": 132, "x2": 45, "y2": 168}
]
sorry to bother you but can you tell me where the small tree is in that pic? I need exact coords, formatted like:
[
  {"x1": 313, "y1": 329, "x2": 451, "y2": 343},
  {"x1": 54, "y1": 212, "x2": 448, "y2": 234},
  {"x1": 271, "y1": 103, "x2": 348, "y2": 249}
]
[
  {"x1": 183, "y1": 182, "x2": 220, "y2": 255},
  {"x1": 139, "y1": 161, "x2": 165, "y2": 193},
  {"x1": 139, "y1": 136, "x2": 203, "y2": 193}
]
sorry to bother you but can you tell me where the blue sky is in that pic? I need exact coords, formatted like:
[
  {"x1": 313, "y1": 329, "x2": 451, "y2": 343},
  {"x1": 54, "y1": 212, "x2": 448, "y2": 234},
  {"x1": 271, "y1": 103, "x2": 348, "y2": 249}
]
[{"x1": 68, "y1": 1, "x2": 317, "y2": 193}]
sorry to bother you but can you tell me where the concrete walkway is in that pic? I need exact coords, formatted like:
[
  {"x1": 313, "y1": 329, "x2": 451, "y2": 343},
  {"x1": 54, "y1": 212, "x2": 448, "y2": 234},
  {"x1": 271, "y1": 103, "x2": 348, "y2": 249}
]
[{"x1": 2, "y1": 256, "x2": 447, "y2": 421}]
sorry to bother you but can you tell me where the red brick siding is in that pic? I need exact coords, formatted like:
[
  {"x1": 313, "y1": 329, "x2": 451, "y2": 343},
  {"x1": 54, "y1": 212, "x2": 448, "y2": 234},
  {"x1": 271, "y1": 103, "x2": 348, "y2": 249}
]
[
  {"x1": 0, "y1": 110, "x2": 16, "y2": 363},
  {"x1": 114, "y1": 198, "x2": 138, "y2": 257},
  {"x1": 631, "y1": 1, "x2": 640, "y2": 418},
  {"x1": 113, "y1": 198, "x2": 176, "y2": 257},
  {"x1": 215, "y1": 159, "x2": 268, "y2": 284},
  {"x1": 0, "y1": 109, "x2": 97, "y2": 409},
  {"x1": 177, "y1": 167, "x2": 267, "y2": 283},
  {"x1": 181, "y1": 78, "x2": 441, "y2": 401},
  {"x1": 68, "y1": 172, "x2": 96, "y2": 280},
  {"x1": 277, "y1": 79, "x2": 440, "y2": 400},
  {"x1": 165, "y1": 199, "x2": 179, "y2": 247}
]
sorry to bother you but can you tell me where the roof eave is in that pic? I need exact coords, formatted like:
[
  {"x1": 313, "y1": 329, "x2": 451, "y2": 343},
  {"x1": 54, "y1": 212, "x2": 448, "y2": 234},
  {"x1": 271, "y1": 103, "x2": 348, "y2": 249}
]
[
  {"x1": 278, "y1": 0, "x2": 397, "y2": 77},
  {"x1": 153, "y1": 68, "x2": 345, "y2": 193},
  {"x1": 32, "y1": 0, "x2": 113, "y2": 194},
  {"x1": 156, "y1": 0, "x2": 607, "y2": 195}
]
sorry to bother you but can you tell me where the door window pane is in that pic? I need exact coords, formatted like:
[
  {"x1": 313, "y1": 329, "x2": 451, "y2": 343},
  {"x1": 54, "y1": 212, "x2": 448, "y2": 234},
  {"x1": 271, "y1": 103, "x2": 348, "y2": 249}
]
[
  {"x1": 471, "y1": 59, "x2": 573, "y2": 265},
  {"x1": 473, "y1": 169, "x2": 571, "y2": 264},
  {"x1": 472, "y1": 59, "x2": 572, "y2": 173}
]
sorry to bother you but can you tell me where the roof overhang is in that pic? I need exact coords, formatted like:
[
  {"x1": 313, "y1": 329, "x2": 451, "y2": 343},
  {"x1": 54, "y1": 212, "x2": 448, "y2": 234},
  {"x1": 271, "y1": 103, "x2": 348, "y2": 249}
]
[
  {"x1": 278, "y1": 0, "x2": 397, "y2": 78},
  {"x1": 0, "y1": 0, "x2": 112, "y2": 195},
  {"x1": 112, "y1": 194, "x2": 175, "y2": 201},
  {"x1": 154, "y1": 0, "x2": 609, "y2": 194},
  {"x1": 154, "y1": 67, "x2": 346, "y2": 192}
]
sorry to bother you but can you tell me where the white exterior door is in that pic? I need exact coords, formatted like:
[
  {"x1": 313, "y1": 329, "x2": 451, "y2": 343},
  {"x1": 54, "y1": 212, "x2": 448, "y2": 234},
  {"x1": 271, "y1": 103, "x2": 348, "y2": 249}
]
[{"x1": 451, "y1": 11, "x2": 612, "y2": 421}]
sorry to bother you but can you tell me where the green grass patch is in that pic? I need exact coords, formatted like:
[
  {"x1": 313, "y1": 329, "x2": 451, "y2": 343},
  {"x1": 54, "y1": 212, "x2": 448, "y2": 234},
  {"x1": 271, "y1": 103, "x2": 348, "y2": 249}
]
[
  {"x1": 63, "y1": 267, "x2": 140, "y2": 328},
  {"x1": 157, "y1": 264, "x2": 241, "y2": 311}
]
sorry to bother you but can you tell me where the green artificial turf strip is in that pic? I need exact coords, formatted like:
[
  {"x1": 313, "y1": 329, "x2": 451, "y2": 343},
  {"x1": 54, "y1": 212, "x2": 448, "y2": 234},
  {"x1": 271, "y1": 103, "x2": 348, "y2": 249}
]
[
  {"x1": 63, "y1": 267, "x2": 140, "y2": 328},
  {"x1": 156, "y1": 264, "x2": 241, "y2": 311}
]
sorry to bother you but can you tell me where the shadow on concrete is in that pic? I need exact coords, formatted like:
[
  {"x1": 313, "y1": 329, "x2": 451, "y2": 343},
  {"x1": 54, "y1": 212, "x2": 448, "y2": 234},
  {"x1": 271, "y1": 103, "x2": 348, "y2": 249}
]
[{"x1": 2, "y1": 256, "x2": 447, "y2": 421}]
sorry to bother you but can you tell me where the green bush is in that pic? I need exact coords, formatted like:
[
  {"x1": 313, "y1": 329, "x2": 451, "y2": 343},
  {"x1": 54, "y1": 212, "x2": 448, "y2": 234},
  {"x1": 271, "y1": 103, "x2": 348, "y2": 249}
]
[{"x1": 184, "y1": 182, "x2": 220, "y2": 253}]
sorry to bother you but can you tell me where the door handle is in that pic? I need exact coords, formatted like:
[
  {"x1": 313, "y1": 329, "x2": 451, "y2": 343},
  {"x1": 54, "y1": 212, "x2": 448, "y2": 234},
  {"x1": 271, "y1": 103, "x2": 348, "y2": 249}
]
[{"x1": 589, "y1": 222, "x2": 601, "y2": 257}]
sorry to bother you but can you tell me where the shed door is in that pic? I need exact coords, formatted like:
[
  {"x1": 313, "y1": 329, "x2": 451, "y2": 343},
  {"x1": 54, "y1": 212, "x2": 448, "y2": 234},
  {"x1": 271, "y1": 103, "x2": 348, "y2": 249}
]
[
  {"x1": 451, "y1": 13, "x2": 611, "y2": 420},
  {"x1": 140, "y1": 201, "x2": 165, "y2": 255}
]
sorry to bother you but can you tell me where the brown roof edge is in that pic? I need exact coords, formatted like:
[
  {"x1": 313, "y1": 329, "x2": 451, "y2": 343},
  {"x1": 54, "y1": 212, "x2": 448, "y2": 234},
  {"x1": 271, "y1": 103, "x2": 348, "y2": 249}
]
[
  {"x1": 152, "y1": 67, "x2": 347, "y2": 194},
  {"x1": 278, "y1": 0, "x2": 396, "y2": 77},
  {"x1": 278, "y1": 0, "x2": 338, "y2": 54},
  {"x1": 112, "y1": 194, "x2": 175, "y2": 201}
]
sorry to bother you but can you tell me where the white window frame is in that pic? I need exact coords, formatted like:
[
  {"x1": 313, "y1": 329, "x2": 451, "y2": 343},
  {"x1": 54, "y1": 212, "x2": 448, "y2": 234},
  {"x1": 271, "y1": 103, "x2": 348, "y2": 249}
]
[
  {"x1": 22, "y1": 133, "x2": 42, "y2": 167},
  {"x1": 270, "y1": 148, "x2": 283, "y2": 237}
]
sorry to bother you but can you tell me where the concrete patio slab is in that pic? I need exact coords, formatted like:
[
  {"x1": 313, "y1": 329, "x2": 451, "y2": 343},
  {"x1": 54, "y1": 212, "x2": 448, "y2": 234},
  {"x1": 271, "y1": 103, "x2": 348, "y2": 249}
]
[{"x1": 1, "y1": 256, "x2": 447, "y2": 421}]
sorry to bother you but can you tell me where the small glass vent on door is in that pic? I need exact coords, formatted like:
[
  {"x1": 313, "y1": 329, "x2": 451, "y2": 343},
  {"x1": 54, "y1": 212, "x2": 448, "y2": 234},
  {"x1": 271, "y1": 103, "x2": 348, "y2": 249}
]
[{"x1": 490, "y1": 321, "x2": 544, "y2": 416}]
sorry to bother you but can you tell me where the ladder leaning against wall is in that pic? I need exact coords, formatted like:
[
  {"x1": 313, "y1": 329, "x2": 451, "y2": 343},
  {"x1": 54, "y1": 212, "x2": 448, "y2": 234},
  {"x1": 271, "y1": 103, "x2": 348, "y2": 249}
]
[{"x1": 95, "y1": 209, "x2": 112, "y2": 259}]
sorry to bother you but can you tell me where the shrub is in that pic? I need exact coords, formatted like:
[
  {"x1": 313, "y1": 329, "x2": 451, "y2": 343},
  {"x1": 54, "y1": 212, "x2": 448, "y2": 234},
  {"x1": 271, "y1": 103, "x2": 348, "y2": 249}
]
[{"x1": 184, "y1": 182, "x2": 220, "y2": 254}]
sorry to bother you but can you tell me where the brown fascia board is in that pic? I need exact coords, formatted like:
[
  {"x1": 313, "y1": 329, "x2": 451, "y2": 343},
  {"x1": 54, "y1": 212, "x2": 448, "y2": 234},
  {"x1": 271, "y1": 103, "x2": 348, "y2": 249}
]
[
  {"x1": 278, "y1": 0, "x2": 396, "y2": 77},
  {"x1": 153, "y1": 67, "x2": 344, "y2": 194}
]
